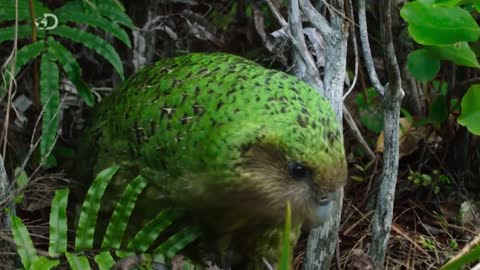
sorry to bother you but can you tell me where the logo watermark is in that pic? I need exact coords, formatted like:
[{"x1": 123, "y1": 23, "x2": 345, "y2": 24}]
[{"x1": 35, "y1": 13, "x2": 58, "y2": 30}]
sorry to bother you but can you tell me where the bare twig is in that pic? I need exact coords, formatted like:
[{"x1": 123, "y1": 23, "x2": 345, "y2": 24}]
[
  {"x1": 358, "y1": 0, "x2": 384, "y2": 96},
  {"x1": 0, "y1": 0, "x2": 18, "y2": 260},
  {"x1": 288, "y1": 0, "x2": 324, "y2": 92},
  {"x1": 298, "y1": 0, "x2": 332, "y2": 37},
  {"x1": 343, "y1": 106, "x2": 376, "y2": 160},
  {"x1": 368, "y1": 0, "x2": 404, "y2": 267},
  {"x1": 343, "y1": 0, "x2": 359, "y2": 100}
]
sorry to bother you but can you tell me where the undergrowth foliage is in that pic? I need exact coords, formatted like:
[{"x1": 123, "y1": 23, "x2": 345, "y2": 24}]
[
  {"x1": 10, "y1": 167, "x2": 202, "y2": 269},
  {"x1": 0, "y1": 0, "x2": 132, "y2": 164}
]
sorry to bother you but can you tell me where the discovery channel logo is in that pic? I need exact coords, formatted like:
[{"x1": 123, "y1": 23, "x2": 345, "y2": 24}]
[{"x1": 35, "y1": 13, "x2": 58, "y2": 30}]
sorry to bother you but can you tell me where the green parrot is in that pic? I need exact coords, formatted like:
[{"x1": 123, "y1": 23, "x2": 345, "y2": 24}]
[{"x1": 79, "y1": 53, "x2": 347, "y2": 269}]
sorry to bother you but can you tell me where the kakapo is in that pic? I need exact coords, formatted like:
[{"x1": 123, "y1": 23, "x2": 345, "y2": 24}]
[{"x1": 78, "y1": 53, "x2": 347, "y2": 269}]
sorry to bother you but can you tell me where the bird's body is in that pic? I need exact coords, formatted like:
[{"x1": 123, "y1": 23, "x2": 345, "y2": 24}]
[{"x1": 80, "y1": 53, "x2": 347, "y2": 269}]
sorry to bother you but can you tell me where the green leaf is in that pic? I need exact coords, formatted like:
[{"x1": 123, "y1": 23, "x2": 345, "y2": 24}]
[
  {"x1": 427, "y1": 42, "x2": 480, "y2": 68},
  {"x1": 153, "y1": 225, "x2": 202, "y2": 258},
  {"x1": 30, "y1": 257, "x2": 60, "y2": 270},
  {"x1": 55, "y1": 10, "x2": 131, "y2": 47},
  {"x1": 439, "y1": 237, "x2": 480, "y2": 270},
  {"x1": 94, "y1": 251, "x2": 116, "y2": 270},
  {"x1": 10, "y1": 214, "x2": 38, "y2": 269},
  {"x1": 0, "y1": 0, "x2": 50, "y2": 23},
  {"x1": 40, "y1": 53, "x2": 60, "y2": 164},
  {"x1": 458, "y1": 84, "x2": 480, "y2": 135},
  {"x1": 355, "y1": 87, "x2": 384, "y2": 133},
  {"x1": 102, "y1": 175, "x2": 148, "y2": 249},
  {"x1": 127, "y1": 208, "x2": 184, "y2": 253},
  {"x1": 49, "y1": 188, "x2": 69, "y2": 257},
  {"x1": 14, "y1": 167, "x2": 28, "y2": 204},
  {"x1": 407, "y1": 49, "x2": 440, "y2": 82},
  {"x1": 400, "y1": 0, "x2": 480, "y2": 45},
  {"x1": 46, "y1": 38, "x2": 94, "y2": 106},
  {"x1": 429, "y1": 94, "x2": 449, "y2": 124},
  {"x1": 0, "y1": 25, "x2": 35, "y2": 45},
  {"x1": 51, "y1": 25, "x2": 125, "y2": 80},
  {"x1": 434, "y1": 0, "x2": 478, "y2": 7},
  {"x1": 97, "y1": 4, "x2": 134, "y2": 28},
  {"x1": 13, "y1": 41, "x2": 46, "y2": 76},
  {"x1": 66, "y1": 252, "x2": 92, "y2": 270},
  {"x1": 75, "y1": 166, "x2": 120, "y2": 250},
  {"x1": 279, "y1": 201, "x2": 292, "y2": 270}
]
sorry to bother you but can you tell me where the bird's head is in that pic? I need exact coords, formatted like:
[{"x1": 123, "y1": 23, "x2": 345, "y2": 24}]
[{"x1": 229, "y1": 116, "x2": 347, "y2": 228}]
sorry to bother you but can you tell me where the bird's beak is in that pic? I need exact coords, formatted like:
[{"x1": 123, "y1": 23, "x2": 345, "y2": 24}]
[{"x1": 310, "y1": 191, "x2": 339, "y2": 227}]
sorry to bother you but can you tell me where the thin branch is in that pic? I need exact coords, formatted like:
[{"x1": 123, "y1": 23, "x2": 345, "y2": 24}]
[
  {"x1": 264, "y1": 0, "x2": 288, "y2": 27},
  {"x1": 288, "y1": 0, "x2": 323, "y2": 92},
  {"x1": 381, "y1": 1, "x2": 402, "y2": 91},
  {"x1": 343, "y1": 0, "x2": 359, "y2": 100},
  {"x1": 358, "y1": 0, "x2": 384, "y2": 96},
  {"x1": 298, "y1": 0, "x2": 332, "y2": 37},
  {"x1": 265, "y1": 0, "x2": 324, "y2": 93},
  {"x1": 28, "y1": 0, "x2": 40, "y2": 111},
  {"x1": 343, "y1": 106, "x2": 375, "y2": 160},
  {"x1": 368, "y1": 0, "x2": 404, "y2": 267}
]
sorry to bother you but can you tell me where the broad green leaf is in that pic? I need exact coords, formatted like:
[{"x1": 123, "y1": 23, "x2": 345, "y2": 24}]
[
  {"x1": 279, "y1": 201, "x2": 292, "y2": 270},
  {"x1": 66, "y1": 252, "x2": 91, "y2": 270},
  {"x1": 40, "y1": 53, "x2": 60, "y2": 163},
  {"x1": 434, "y1": 0, "x2": 478, "y2": 7},
  {"x1": 458, "y1": 85, "x2": 480, "y2": 135},
  {"x1": 127, "y1": 208, "x2": 184, "y2": 252},
  {"x1": 49, "y1": 188, "x2": 69, "y2": 257},
  {"x1": 46, "y1": 38, "x2": 94, "y2": 106},
  {"x1": 400, "y1": 0, "x2": 480, "y2": 45},
  {"x1": 427, "y1": 42, "x2": 480, "y2": 68},
  {"x1": 439, "y1": 236, "x2": 480, "y2": 270},
  {"x1": 10, "y1": 214, "x2": 38, "y2": 269},
  {"x1": 407, "y1": 49, "x2": 440, "y2": 82},
  {"x1": 55, "y1": 11, "x2": 131, "y2": 47},
  {"x1": 102, "y1": 175, "x2": 148, "y2": 249},
  {"x1": 75, "y1": 166, "x2": 120, "y2": 250},
  {"x1": 0, "y1": 0, "x2": 50, "y2": 23},
  {"x1": 30, "y1": 257, "x2": 60, "y2": 270},
  {"x1": 94, "y1": 251, "x2": 116, "y2": 270},
  {"x1": 153, "y1": 225, "x2": 202, "y2": 258},
  {"x1": 51, "y1": 25, "x2": 125, "y2": 79},
  {"x1": 0, "y1": 25, "x2": 35, "y2": 45}
]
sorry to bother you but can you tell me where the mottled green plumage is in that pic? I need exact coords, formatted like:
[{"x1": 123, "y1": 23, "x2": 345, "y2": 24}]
[{"x1": 80, "y1": 53, "x2": 347, "y2": 269}]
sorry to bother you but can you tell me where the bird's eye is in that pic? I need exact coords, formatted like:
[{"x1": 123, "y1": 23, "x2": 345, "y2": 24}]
[{"x1": 287, "y1": 161, "x2": 311, "y2": 180}]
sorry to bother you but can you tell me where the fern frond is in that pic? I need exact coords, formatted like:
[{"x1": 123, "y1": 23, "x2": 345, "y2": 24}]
[
  {"x1": 94, "y1": 251, "x2": 116, "y2": 270},
  {"x1": 46, "y1": 37, "x2": 94, "y2": 106},
  {"x1": 48, "y1": 188, "x2": 69, "y2": 257},
  {"x1": 51, "y1": 25, "x2": 125, "y2": 80},
  {"x1": 39, "y1": 52, "x2": 60, "y2": 162},
  {"x1": 30, "y1": 257, "x2": 60, "y2": 270},
  {"x1": 127, "y1": 208, "x2": 184, "y2": 253},
  {"x1": 55, "y1": 10, "x2": 131, "y2": 47},
  {"x1": 10, "y1": 214, "x2": 39, "y2": 269},
  {"x1": 66, "y1": 252, "x2": 92, "y2": 270},
  {"x1": 153, "y1": 225, "x2": 202, "y2": 259},
  {"x1": 0, "y1": 25, "x2": 36, "y2": 45},
  {"x1": 102, "y1": 175, "x2": 149, "y2": 249},
  {"x1": 75, "y1": 166, "x2": 120, "y2": 250},
  {"x1": 13, "y1": 41, "x2": 46, "y2": 76},
  {"x1": 0, "y1": 0, "x2": 50, "y2": 23},
  {"x1": 97, "y1": 4, "x2": 134, "y2": 28}
]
